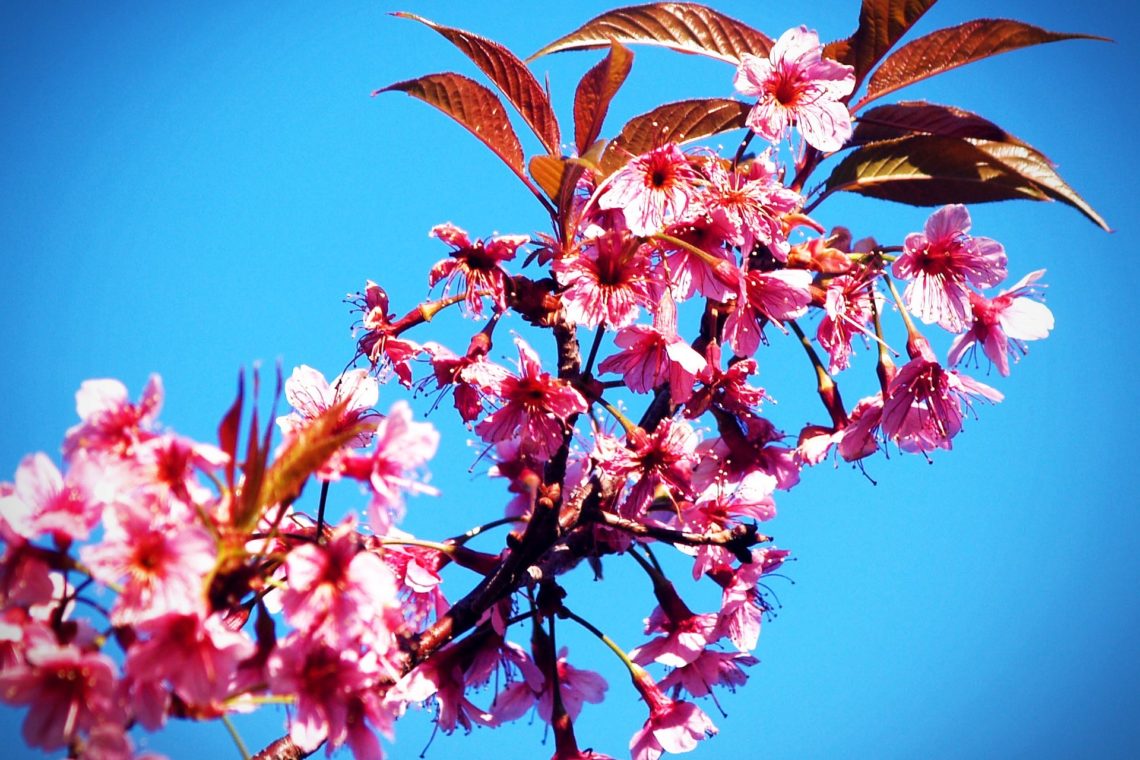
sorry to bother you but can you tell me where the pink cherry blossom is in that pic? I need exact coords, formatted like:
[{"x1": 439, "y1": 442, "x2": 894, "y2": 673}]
[
  {"x1": 628, "y1": 667, "x2": 717, "y2": 760},
  {"x1": 281, "y1": 519, "x2": 401, "y2": 647},
  {"x1": 428, "y1": 222, "x2": 529, "y2": 317},
  {"x1": 383, "y1": 632, "x2": 498, "y2": 734},
  {"x1": 881, "y1": 340, "x2": 1003, "y2": 452},
  {"x1": 0, "y1": 452, "x2": 99, "y2": 544},
  {"x1": 620, "y1": 418, "x2": 701, "y2": 518},
  {"x1": 598, "y1": 293, "x2": 708, "y2": 404},
  {"x1": 658, "y1": 217, "x2": 737, "y2": 302},
  {"x1": 702, "y1": 152, "x2": 801, "y2": 260},
  {"x1": 277, "y1": 365, "x2": 379, "y2": 449},
  {"x1": 723, "y1": 267, "x2": 813, "y2": 356},
  {"x1": 0, "y1": 640, "x2": 119, "y2": 751},
  {"x1": 684, "y1": 342, "x2": 769, "y2": 419},
  {"x1": 817, "y1": 272, "x2": 876, "y2": 373},
  {"x1": 598, "y1": 143, "x2": 702, "y2": 236},
  {"x1": 893, "y1": 204, "x2": 1008, "y2": 332},
  {"x1": 63, "y1": 375, "x2": 163, "y2": 460},
  {"x1": 353, "y1": 280, "x2": 422, "y2": 387},
  {"x1": 658, "y1": 649, "x2": 757, "y2": 698},
  {"x1": 80, "y1": 499, "x2": 215, "y2": 625},
  {"x1": 948, "y1": 269, "x2": 1054, "y2": 376},
  {"x1": 474, "y1": 337, "x2": 588, "y2": 460},
  {"x1": 630, "y1": 604, "x2": 720, "y2": 669},
  {"x1": 555, "y1": 229, "x2": 662, "y2": 329},
  {"x1": 125, "y1": 611, "x2": 255, "y2": 711},
  {"x1": 733, "y1": 26, "x2": 855, "y2": 152},
  {"x1": 341, "y1": 400, "x2": 440, "y2": 534}
]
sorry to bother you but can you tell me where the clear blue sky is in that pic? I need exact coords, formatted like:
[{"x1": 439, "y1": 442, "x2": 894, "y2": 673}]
[{"x1": 2, "y1": 1, "x2": 1137, "y2": 758}]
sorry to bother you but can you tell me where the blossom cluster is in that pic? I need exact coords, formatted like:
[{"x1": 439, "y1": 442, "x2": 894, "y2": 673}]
[{"x1": 1, "y1": 14, "x2": 1066, "y2": 760}]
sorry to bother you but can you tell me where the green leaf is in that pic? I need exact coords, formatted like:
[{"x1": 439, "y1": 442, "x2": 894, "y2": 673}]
[
  {"x1": 863, "y1": 19, "x2": 1109, "y2": 106},
  {"x1": 851, "y1": 101, "x2": 1027, "y2": 147},
  {"x1": 830, "y1": 0, "x2": 937, "y2": 89},
  {"x1": 394, "y1": 13, "x2": 561, "y2": 154},
  {"x1": 573, "y1": 41, "x2": 634, "y2": 155},
  {"x1": 529, "y1": 2, "x2": 772, "y2": 65},
  {"x1": 600, "y1": 98, "x2": 751, "y2": 175},
  {"x1": 377, "y1": 72, "x2": 526, "y2": 181},
  {"x1": 820, "y1": 134, "x2": 1108, "y2": 230}
]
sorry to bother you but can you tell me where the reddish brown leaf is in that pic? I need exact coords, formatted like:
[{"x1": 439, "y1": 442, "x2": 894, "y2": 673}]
[
  {"x1": 394, "y1": 13, "x2": 561, "y2": 154},
  {"x1": 377, "y1": 72, "x2": 526, "y2": 181},
  {"x1": 820, "y1": 134, "x2": 1108, "y2": 230},
  {"x1": 832, "y1": 0, "x2": 937, "y2": 88},
  {"x1": 863, "y1": 20, "x2": 1108, "y2": 106},
  {"x1": 851, "y1": 102, "x2": 1027, "y2": 147},
  {"x1": 969, "y1": 139, "x2": 1110, "y2": 230},
  {"x1": 529, "y1": 3, "x2": 772, "y2": 64},
  {"x1": 821, "y1": 135, "x2": 1050, "y2": 206},
  {"x1": 529, "y1": 154, "x2": 566, "y2": 200},
  {"x1": 599, "y1": 98, "x2": 751, "y2": 175},
  {"x1": 573, "y1": 41, "x2": 634, "y2": 155},
  {"x1": 217, "y1": 372, "x2": 244, "y2": 490}
]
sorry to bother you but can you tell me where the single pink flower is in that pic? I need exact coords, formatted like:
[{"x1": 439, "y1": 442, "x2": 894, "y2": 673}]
[
  {"x1": 125, "y1": 611, "x2": 255, "y2": 711},
  {"x1": 0, "y1": 641, "x2": 119, "y2": 751},
  {"x1": 948, "y1": 270, "x2": 1054, "y2": 376},
  {"x1": 0, "y1": 452, "x2": 99, "y2": 544},
  {"x1": 63, "y1": 375, "x2": 163, "y2": 460},
  {"x1": 631, "y1": 605, "x2": 720, "y2": 669},
  {"x1": 555, "y1": 229, "x2": 662, "y2": 329},
  {"x1": 352, "y1": 281, "x2": 422, "y2": 387},
  {"x1": 620, "y1": 418, "x2": 701, "y2": 518},
  {"x1": 893, "y1": 204, "x2": 1008, "y2": 332},
  {"x1": 474, "y1": 337, "x2": 588, "y2": 460},
  {"x1": 628, "y1": 667, "x2": 717, "y2": 760},
  {"x1": 598, "y1": 293, "x2": 708, "y2": 404},
  {"x1": 702, "y1": 152, "x2": 801, "y2": 260},
  {"x1": 684, "y1": 342, "x2": 769, "y2": 419},
  {"x1": 837, "y1": 393, "x2": 885, "y2": 462},
  {"x1": 817, "y1": 272, "x2": 876, "y2": 373},
  {"x1": 658, "y1": 216, "x2": 737, "y2": 302},
  {"x1": 383, "y1": 632, "x2": 498, "y2": 734},
  {"x1": 428, "y1": 222, "x2": 529, "y2": 317},
  {"x1": 342, "y1": 401, "x2": 440, "y2": 534},
  {"x1": 658, "y1": 649, "x2": 757, "y2": 698},
  {"x1": 277, "y1": 365, "x2": 379, "y2": 449},
  {"x1": 881, "y1": 340, "x2": 1003, "y2": 452},
  {"x1": 734, "y1": 26, "x2": 855, "y2": 152},
  {"x1": 598, "y1": 143, "x2": 702, "y2": 236},
  {"x1": 80, "y1": 499, "x2": 215, "y2": 625},
  {"x1": 723, "y1": 267, "x2": 813, "y2": 356}
]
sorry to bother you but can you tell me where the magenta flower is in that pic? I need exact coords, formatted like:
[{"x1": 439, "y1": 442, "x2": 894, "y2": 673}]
[
  {"x1": 723, "y1": 267, "x2": 813, "y2": 356},
  {"x1": 474, "y1": 337, "x2": 588, "y2": 460},
  {"x1": 658, "y1": 217, "x2": 737, "y2": 302},
  {"x1": 428, "y1": 222, "x2": 529, "y2": 317},
  {"x1": 0, "y1": 641, "x2": 119, "y2": 751},
  {"x1": 598, "y1": 143, "x2": 702, "y2": 236},
  {"x1": 948, "y1": 269, "x2": 1054, "y2": 376},
  {"x1": 630, "y1": 605, "x2": 720, "y2": 669},
  {"x1": 555, "y1": 229, "x2": 661, "y2": 329},
  {"x1": 817, "y1": 273, "x2": 876, "y2": 373},
  {"x1": 733, "y1": 26, "x2": 855, "y2": 152},
  {"x1": 658, "y1": 649, "x2": 757, "y2": 698},
  {"x1": 598, "y1": 293, "x2": 708, "y2": 404},
  {"x1": 702, "y1": 152, "x2": 801, "y2": 260},
  {"x1": 893, "y1": 204, "x2": 1008, "y2": 332},
  {"x1": 353, "y1": 280, "x2": 422, "y2": 387}
]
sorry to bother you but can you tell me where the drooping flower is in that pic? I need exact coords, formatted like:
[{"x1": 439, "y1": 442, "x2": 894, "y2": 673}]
[
  {"x1": 598, "y1": 293, "x2": 708, "y2": 404},
  {"x1": 733, "y1": 26, "x2": 856, "y2": 152},
  {"x1": 474, "y1": 337, "x2": 588, "y2": 460},
  {"x1": 723, "y1": 267, "x2": 813, "y2": 356},
  {"x1": 428, "y1": 222, "x2": 529, "y2": 317},
  {"x1": 658, "y1": 649, "x2": 758, "y2": 699},
  {"x1": 352, "y1": 281, "x2": 422, "y2": 387},
  {"x1": 881, "y1": 339, "x2": 1003, "y2": 452},
  {"x1": 948, "y1": 269, "x2": 1054, "y2": 376},
  {"x1": 658, "y1": 216, "x2": 738, "y2": 302},
  {"x1": 628, "y1": 666, "x2": 717, "y2": 760},
  {"x1": 598, "y1": 143, "x2": 702, "y2": 236},
  {"x1": 816, "y1": 272, "x2": 877, "y2": 373},
  {"x1": 341, "y1": 401, "x2": 440, "y2": 534},
  {"x1": 893, "y1": 204, "x2": 1008, "y2": 332},
  {"x1": 555, "y1": 228, "x2": 662, "y2": 329}
]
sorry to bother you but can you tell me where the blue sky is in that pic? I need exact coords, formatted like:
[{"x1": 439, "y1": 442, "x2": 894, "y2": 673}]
[{"x1": 2, "y1": 1, "x2": 1138, "y2": 758}]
